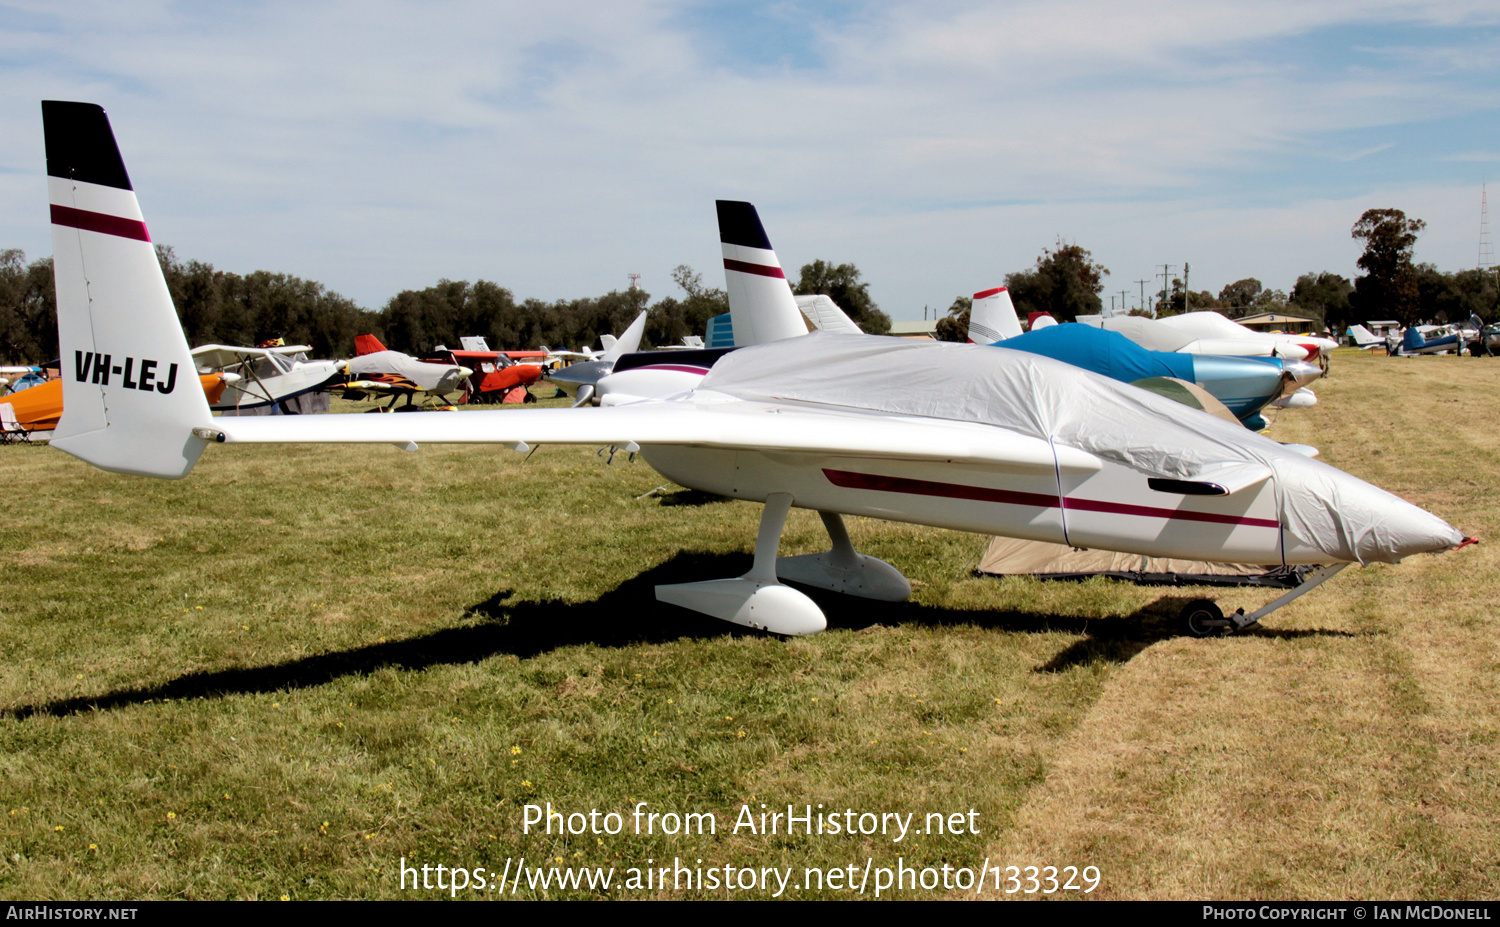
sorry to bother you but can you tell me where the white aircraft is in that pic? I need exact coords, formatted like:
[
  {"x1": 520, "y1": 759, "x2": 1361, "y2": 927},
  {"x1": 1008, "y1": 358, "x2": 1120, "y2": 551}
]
[
  {"x1": 1347, "y1": 324, "x2": 1392, "y2": 351},
  {"x1": 545, "y1": 309, "x2": 650, "y2": 406},
  {"x1": 966, "y1": 288, "x2": 1321, "y2": 431},
  {"x1": 42, "y1": 102, "x2": 1468, "y2": 639},
  {"x1": 191, "y1": 343, "x2": 345, "y2": 413},
  {"x1": 1153, "y1": 311, "x2": 1337, "y2": 364}
]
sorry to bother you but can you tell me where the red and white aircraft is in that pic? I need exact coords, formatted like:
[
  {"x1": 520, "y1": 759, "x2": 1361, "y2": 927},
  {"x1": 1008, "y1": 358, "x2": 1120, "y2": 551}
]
[{"x1": 42, "y1": 102, "x2": 1467, "y2": 638}]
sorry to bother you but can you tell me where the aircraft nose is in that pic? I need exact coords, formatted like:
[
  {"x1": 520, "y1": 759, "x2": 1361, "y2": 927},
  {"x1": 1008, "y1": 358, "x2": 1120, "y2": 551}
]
[
  {"x1": 1372, "y1": 497, "x2": 1468, "y2": 562},
  {"x1": 1281, "y1": 360, "x2": 1322, "y2": 392},
  {"x1": 1280, "y1": 457, "x2": 1466, "y2": 564}
]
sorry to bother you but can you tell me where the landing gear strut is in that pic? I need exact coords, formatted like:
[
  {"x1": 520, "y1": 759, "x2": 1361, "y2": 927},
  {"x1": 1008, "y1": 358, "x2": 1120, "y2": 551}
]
[
  {"x1": 655, "y1": 495, "x2": 912, "y2": 635},
  {"x1": 1179, "y1": 563, "x2": 1349, "y2": 637}
]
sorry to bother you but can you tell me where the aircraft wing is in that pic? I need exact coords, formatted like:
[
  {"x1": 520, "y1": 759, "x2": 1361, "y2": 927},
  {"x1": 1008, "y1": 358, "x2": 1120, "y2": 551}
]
[
  {"x1": 192, "y1": 344, "x2": 312, "y2": 369},
  {"x1": 204, "y1": 398, "x2": 1104, "y2": 474}
]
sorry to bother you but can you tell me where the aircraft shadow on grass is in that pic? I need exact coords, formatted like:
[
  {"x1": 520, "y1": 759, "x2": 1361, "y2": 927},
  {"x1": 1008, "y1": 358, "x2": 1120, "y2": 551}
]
[{"x1": 3, "y1": 552, "x2": 1356, "y2": 719}]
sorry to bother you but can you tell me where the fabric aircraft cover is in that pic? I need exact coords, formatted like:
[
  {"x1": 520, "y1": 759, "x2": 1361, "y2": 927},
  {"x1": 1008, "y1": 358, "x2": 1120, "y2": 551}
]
[
  {"x1": 998, "y1": 324, "x2": 1196, "y2": 384},
  {"x1": 346, "y1": 351, "x2": 455, "y2": 391},
  {"x1": 976, "y1": 537, "x2": 1309, "y2": 588},
  {"x1": 699, "y1": 331, "x2": 1464, "y2": 564}
]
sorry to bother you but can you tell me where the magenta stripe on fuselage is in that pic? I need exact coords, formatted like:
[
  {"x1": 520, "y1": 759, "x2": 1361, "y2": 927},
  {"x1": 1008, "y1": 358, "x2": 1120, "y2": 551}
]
[
  {"x1": 50, "y1": 204, "x2": 151, "y2": 243},
  {"x1": 631, "y1": 364, "x2": 711, "y2": 375},
  {"x1": 822, "y1": 469, "x2": 1279, "y2": 529}
]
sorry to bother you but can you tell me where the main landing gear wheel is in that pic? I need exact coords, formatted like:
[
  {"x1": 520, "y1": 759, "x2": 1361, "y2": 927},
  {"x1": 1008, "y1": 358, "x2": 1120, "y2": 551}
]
[{"x1": 1181, "y1": 599, "x2": 1232, "y2": 638}]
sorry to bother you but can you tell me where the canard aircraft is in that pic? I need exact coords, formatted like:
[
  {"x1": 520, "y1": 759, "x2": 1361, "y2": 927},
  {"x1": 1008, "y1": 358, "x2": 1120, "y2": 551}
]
[
  {"x1": 546, "y1": 310, "x2": 650, "y2": 406},
  {"x1": 41, "y1": 101, "x2": 1467, "y2": 638},
  {"x1": 965, "y1": 287, "x2": 1321, "y2": 431},
  {"x1": 1081, "y1": 312, "x2": 1335, "y2": 366}
]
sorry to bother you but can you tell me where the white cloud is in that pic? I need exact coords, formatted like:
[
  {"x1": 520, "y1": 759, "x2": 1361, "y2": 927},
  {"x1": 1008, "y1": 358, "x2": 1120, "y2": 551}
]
[{"x1": 0, "y1": 0, "x2": 1494, "y2": 317}]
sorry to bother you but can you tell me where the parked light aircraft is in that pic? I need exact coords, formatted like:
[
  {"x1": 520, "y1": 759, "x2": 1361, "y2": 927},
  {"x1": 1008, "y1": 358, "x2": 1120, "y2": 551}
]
[
  {"x1": 423, "y1": 344, "x2": 545, "y2": 405},
  {"x1": 0, "y1": 371, "x2": 234, "y2": 436},
  {"x1": 328, "y1": 334, "x2": 471, "y2": 410},
  {"x1": 1153, "y1": 311, "x2": 1337, "y2": 365},
  {"x1": 192, "y1": 343, "x2": 344, "y2": 412},
  {"x1": 965, "y1": 288, "x2": 1320, "y2": 430},
  {"x1": 1347, "y1": 324, "x2": 1391, "y2": 351},
  {"x1": 41, "y1": 102, "x2": 1468, "y2": 639},
  {"x1": 1081, "y1": 313, "x2": 1335, "y2": 365},
  {"x1": 546, "y1": 310, "x2": 649, "y2": 406},
  {"x1": 1392, "y1": 316, "x2": 1488, "y2": 356}
]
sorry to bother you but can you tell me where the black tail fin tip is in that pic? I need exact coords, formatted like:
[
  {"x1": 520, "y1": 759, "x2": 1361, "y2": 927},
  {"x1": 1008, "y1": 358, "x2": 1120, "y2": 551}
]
[
  {"x1": 42, "y1": 101, "x2": 133, "y2": 191},
  {"x1": 716, "y1": 200, "x2": 773, "y2": 250}
]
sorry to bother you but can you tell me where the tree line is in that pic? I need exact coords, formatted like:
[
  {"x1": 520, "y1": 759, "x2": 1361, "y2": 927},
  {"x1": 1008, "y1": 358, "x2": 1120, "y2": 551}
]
[
  {"x1": 936, "y1": 208, "x2": 1500, "y2": 340},
  {"x1": 5, "y1": 206, "x2": 1489, "y2": 364},
  {"x1": 0, "y1": 247, "x2": 890, "y2": 365}
]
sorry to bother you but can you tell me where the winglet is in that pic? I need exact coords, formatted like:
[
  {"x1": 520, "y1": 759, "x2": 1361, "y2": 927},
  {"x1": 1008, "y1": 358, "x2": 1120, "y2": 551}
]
[
  {"x1": 967, "y1": 287, "x2": 1023, "y2": 344},
  {"x1": 716, "y1": 201, "x2": 810, "y2": 346},
  {"x1": 44, "y1": 101, "x2": 212, "y2": 479}
]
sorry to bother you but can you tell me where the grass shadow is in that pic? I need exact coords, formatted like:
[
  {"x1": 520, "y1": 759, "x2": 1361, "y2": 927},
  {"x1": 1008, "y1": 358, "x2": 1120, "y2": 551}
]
[
  {"x1": 654, "y1": 489, "x2": 734, "y2": 507},
  {"x1": 2, "y1": 553, "x2": 1359, "y2": 719}
]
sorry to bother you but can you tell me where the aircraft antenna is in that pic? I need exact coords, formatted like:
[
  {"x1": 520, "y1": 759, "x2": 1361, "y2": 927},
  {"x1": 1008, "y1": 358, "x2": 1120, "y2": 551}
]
[{"x1": 1480, "y1": 184, "x2": 1494, "y2": 271}]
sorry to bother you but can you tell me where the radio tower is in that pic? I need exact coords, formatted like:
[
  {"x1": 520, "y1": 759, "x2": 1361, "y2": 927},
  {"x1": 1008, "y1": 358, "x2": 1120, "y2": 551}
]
[{"x1": 1480, "y1": 185, "x2": 1494, "y2": 271}]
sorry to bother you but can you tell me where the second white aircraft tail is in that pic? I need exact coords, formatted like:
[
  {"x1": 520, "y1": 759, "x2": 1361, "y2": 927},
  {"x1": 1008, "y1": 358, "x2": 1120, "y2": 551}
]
[
  {"x1": 966, "y1": 286, "x2": 1024, "y2": 344},
  {"x1": 43, "y1": 100, "x2": 212, "y2": 478},
  {"x1": 716, "y1": 201, "x2": 810, "y2": 346}
]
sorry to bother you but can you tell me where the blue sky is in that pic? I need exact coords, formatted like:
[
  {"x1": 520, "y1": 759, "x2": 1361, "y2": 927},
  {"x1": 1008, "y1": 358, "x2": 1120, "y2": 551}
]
[{"x1": 1, "y1": 0, "x2": 1497, "y2": 319}]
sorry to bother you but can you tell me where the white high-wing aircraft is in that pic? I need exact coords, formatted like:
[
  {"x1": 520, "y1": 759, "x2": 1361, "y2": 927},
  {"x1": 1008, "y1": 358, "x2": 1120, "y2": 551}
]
[
  {"x1": 191, "y1": 343, "x2": 345, "y2": 413},
  {"x1": 43, "y1": 102, "x2": 1468, "y2": 638}
]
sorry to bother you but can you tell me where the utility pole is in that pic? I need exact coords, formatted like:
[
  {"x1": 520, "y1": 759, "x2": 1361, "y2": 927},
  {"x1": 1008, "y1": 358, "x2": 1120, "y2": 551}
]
[
  {"x1": 1120, "y1": 289, "x2": 1130, "y2": 315},
  {"x1": 1135, "y1": 279, "x2": 1151, "y2": 317},
  {"x1": 1182, "y1": 262, "x2": 1190, "y2": 312},
  {"x1": 1158, "y1": 265, "x2": 1177, "y2": 315}
]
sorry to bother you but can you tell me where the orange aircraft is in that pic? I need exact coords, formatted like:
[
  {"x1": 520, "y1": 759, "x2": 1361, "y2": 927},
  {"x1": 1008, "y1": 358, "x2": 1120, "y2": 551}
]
[{"x1": 0, "y1": 373, "x2": 232, "y2": 437}]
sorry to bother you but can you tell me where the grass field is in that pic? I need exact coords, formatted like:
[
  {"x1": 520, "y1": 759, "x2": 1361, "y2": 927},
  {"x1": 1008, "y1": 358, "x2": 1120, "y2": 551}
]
[{"x1": 0, "y1": 349, "x2": 1495, "y2": 900}]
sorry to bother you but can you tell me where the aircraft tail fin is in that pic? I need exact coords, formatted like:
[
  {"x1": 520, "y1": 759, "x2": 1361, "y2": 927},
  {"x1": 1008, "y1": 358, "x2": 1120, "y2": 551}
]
[
  {"x1": 1347, "y1": 324, "x2": 1379, "y2": 347},
  {"x1": 599, "y1": 334, "x2": 618, "y2": 354},
  {"x1": 603, "y1": 310, "x2": 648, "y2": 362},
  {"x1": 354, "y1": 334, "x2": 388, "y2": 356},
  {"x1": 967, "y1": 287, "x2": 1023, "y2": 344},
  {"x1": 44, "y1": 100, "x2": 212, "y2": 479},
  {"x1": 716, "y1": 201, "x2": 810, "y2": 346}
]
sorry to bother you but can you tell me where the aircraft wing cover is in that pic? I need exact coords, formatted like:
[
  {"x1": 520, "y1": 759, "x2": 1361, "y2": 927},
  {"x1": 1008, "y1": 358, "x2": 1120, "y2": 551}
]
[
  {"x1": 697, "y1": 332, "x2": 1462, "y2": 563},
  {"x1": 346, "y1": 351, "x2": 456, "y2": 391}
]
